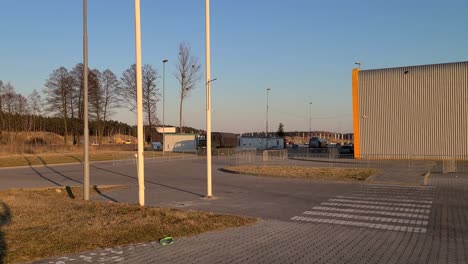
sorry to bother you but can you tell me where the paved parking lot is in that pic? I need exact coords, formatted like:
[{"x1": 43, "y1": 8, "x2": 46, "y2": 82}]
[{"x1": 1, "y1": 158, "x2": 467, "y2": 263}]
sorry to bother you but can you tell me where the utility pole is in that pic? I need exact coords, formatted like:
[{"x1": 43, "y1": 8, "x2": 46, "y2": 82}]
[
  {"x1": 83, "y1": 0, "x2": 90, "y2": 201},
  {"x1": 309, "y1": 102, "x2": 312, "y2": 140},
  {"x1": 162, "y1": 59, "x2": 168, "y2": 155},
  {"x1": 134, "y1": 0, "x2": 145, "y2": 206},
  {"x1": 266, "y1": 88, "x2": 271, "y2": 148}
]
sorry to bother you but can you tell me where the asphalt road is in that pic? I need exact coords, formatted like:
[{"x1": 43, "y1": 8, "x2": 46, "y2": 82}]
[{"x1": 0, "y1": 157, "x2": 357, "y2": 221}]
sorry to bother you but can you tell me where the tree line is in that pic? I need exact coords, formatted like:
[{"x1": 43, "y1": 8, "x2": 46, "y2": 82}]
[{"x1": 0, "y1": 42, "x2": 202, "y2": 145}]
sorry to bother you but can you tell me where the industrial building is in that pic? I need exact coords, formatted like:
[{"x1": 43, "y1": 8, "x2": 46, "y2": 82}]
[
  {"x1": 352, "y1": 61, "x2": 468, "y2": 159},
  {"x1": 239, "y1": 136, "x2": 284, "y2": 150},
  {"x1": 163, "y1": 134, "x2": 197, "y2": 152}
]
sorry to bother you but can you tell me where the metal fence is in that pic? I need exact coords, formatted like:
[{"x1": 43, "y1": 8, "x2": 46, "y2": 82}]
[
  {"x1": 262, "y1": 149, "x2": 288, "y2": 161},
  {"x1": 287, "y1": 151, "x2": 468, "y2": 173}
]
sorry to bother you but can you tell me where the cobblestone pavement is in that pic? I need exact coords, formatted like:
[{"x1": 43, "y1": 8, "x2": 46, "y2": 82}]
[{"x1": 37, "y1": 172, "x2": 468, "y2": 264}]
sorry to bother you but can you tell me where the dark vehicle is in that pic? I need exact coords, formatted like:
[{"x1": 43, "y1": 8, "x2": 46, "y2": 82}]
[
  {"x1": 198, "y1": 132, "x2": 238, "y2": 149},
  {"x1": 339, "y1": 144, "x2": 354, "y2": 155},
  {"x1": 309, "y1": 137, "x2": 327, "y2": 148},
  {"x1": 268, "y1": 145, "x2": 282, "y2": 150}
]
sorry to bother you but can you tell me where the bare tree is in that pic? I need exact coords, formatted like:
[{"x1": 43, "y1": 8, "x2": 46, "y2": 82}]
[
  {"x1": 70, "y1": 63, "x2": 86, "y2": 145},
  {"x1": 43, "y1": 67, "x2": 74, "y2": 145},
  {"x1": 0, "y1": 80, "x2": 4, "y2": 133},
  {"x1": 142, "y1": 65, "x2": 159, "y2": 131},
  {"x1": 89, "y1": 69, "x2": 120, "y2": 144},
  {"x1": 28, "y1": 89, "x2": 43, "y2": 141},
  {"x1": 0, "y1": 80, "x2": 4, "y2": 113},
  {"x1": 100, "y1": 69, "x2": 120, "y2": 121},
  {"x1": 70, "y1": 63, "x2": 85, "y2": 121},
  {"x1": 119, "y1": 64, "x2": 160, "y2": 140},
  {"x1": 119, "y1": 65, "x2": 137, "y2": 111},
  {"x1": 89, "y1": 69, "x2": 102, "y2": 143},
  {"x1": 28, "y1": 89, "x2": 43, "y2": 116},
  {"x1": 174, "y1": 42, "x2": 201, "y2": 133},
  {"x1": 12, "y1": 93, "x2": 28, "y2": 115},
  {"x1": 2, "y1": 82, "x2": 16, "y2": 114}
]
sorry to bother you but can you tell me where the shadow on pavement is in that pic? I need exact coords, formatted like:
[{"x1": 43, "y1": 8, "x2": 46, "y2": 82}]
[
  {"x1": 92, "y1": 165, "x2": 205, "y2": 198},
  {"x1": 36, "y1": 157, "x2": 82, "y2": 185},
  {"x1": 93, "y1": 185, "x2": 119, "y2": 202},
  {"x1": 24, "y1": 156, "x2": 62, "y2": 187},
  {"x1": 0, "y1": 202, "x2": 11, "y2": 264}
]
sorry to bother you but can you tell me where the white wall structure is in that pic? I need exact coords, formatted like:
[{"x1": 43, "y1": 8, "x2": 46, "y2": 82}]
[
  {"x1": 164, "y1": 134, "x2": 197, "y2": 152},
  {"x1": 156, "y1": 127, "x2": 176, "y2": 133},
  {"x1": 239, "y1": 137, "x2": 284, "y2": 150}
]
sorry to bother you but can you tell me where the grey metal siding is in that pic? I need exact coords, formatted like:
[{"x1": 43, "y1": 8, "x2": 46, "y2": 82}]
[{"x1": 358, "y1": 61, "x2": 468, "y2": 159}]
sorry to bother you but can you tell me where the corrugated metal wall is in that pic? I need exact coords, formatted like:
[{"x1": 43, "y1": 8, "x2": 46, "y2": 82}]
[{"x1": 358, "y1": 61, "x2": 468, "y2": 159}]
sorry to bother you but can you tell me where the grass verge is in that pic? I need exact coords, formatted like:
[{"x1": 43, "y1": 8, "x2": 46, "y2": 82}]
[
  {"x1": 224, "y1": 166, "x2": 380, "y2": 181},
  {"x1": 0, "y1": 151, "x2": 190, "y2": 168},
  {"x1": 0, "y1": 186, "x2": 257, "y2": 263}
]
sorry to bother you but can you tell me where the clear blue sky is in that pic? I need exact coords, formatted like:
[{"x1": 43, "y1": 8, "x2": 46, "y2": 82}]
[{"x1": 1, "y1": 0, "x2": 467, "y2": 133}]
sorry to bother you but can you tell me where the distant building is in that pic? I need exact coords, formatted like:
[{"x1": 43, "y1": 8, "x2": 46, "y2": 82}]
[
  {"x1": 163, "y1": 134, "x2": 197, "y2": 152},
  {"x1": 239, "y1": 136, "x2": 284, "y2": 150},
  {"x1": 156, "y1": 127, "x2": 176, "y2": 134},
  {"x1": 352, "y1": 61, "x2": 468, "y2": 159},
  {"x1": 198, "y1": 132, "x2": 238, "y2": 148}
]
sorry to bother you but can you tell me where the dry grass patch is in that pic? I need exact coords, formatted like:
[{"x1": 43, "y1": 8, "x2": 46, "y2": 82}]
[
  {"x1": 0, "y1": 186, "x2": 256, "y2": 263},
  {"x1": 225, "y1": 166, "x2": 379, "y2": 181},
  {"x1": 0, "y1": 151, "x2": 190, "y2": 168}
]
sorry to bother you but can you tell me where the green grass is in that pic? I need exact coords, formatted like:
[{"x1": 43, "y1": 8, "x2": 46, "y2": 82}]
[
  {"x1": 224, "y1": 166, "x2": 380, "y2": 181},
  {"x1": 0, "y1": 186, "x2": 257, "y2": 263}
]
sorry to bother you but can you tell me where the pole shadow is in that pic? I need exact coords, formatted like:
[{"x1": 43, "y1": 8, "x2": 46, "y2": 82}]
[
  {"x1": 24, "y1": 156, "x2": 62, "y2": 187},
  {"x1": 0, "y1": 202, "x2": 11, "y2": 264},
  {"x1": 36, "y1": 157, "x2": 82, "y2": 185},
  {"x1": 67, "y1": 154, "x2": 83, "y2": 163},
  {"x1": 91, "y1": 165, "x2": 205, "y2": 198},
  {"x1": 93, "y1": 185, "x2": 119, "y2": 203}
]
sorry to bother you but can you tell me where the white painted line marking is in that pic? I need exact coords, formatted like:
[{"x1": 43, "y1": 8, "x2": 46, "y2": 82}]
[
  {"x1": 291, "y1": 216, "x2": 427, "y2": 233},
  {"x1": 336, "y1": 196, "x2": 433, "y2": 204},
  {"x1": 302, "y1": 211, "x2": 429, "y2": 225},
  {"x1": 350, "y1": 191, "x2": 434, "y2": 199},
  {"x1": 359, "y1": 184, "x2": 435, "y2": 189},
  {"x1": 348, "y1": 193, "x2": 434, "y2": 201},
  {"x1": 312, "y1": 206, "x2": 429, "y2": 219},
  {"x1": 329, "y1": 199, "x2": 431, "y2": 208},
  {"x1": 321, "y1": 202, "x2": 431, "y2": 214}
]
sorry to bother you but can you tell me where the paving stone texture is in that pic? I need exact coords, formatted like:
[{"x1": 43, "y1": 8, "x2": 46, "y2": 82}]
[{"x1": 37, "y1": 170, "x2": 468, "y2": 264}]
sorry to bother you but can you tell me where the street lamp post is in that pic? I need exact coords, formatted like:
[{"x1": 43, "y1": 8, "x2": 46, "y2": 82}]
[
  {"x1": 162, "y1": 59, "x2": 168, "y2": 156},
  {"x1": 265, "y1": 88, "x2": 271, "y2": 137},
  {"x1": 355, "y1": 61, "x2": 361, "y2": 69},
  {"x1": 309, "y1": 102, "x2": 312, "y2": 140},
  {"x1": 266, "y1": 88, "x2": 271, "y2": 149}
]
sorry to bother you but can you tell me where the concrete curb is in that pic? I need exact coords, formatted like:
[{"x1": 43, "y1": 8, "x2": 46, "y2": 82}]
[
  {"x1": 289, "y1": 157, "x2": 358, "y2": 164},
  {"x1": 364, "y1": 170, "x2": 382, "y2": 184},
  {"x1": 218, "y1": 167, "x2": 262, "y2": 177}
]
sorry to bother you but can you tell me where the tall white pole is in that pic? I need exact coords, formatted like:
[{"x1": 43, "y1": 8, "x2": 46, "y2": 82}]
[
  {"x1": 266, "y1": 88, "x2": 271, "y2": 140},
  {"x1": 134, "y1": 0, "x2": 145, "y2": 206},
  {"x1": 309, "y1": 102, "x2": 312, "y2": 139},
  {"x1": 206, "y1": 0, "x2": 212, "y2": 198},
  {"x1": 162, "y1": 59, "x2": 168, "y2": 155},
  {"x1": 83, "y1": 0, "x2": 90, "y2": 201}
]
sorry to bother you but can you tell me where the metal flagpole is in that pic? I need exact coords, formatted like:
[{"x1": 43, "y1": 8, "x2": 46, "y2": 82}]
[
  {"x1": 83, "y1": 0, "x2": 90, "y2": 201},
  {"x1": 134, "y1": 0, "x2": 145, "y2": 206}
]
